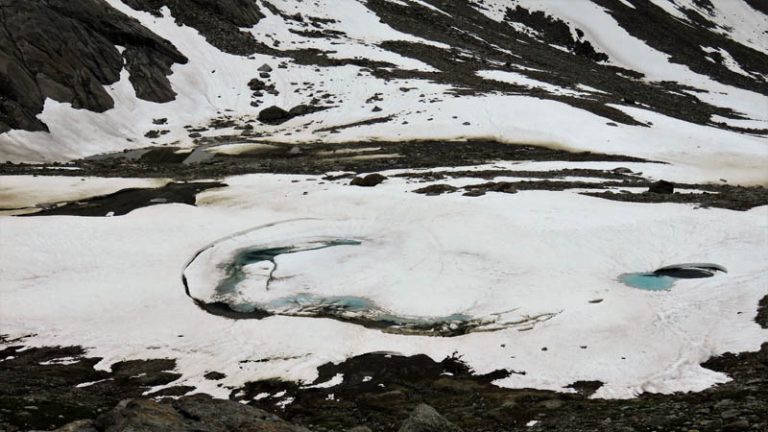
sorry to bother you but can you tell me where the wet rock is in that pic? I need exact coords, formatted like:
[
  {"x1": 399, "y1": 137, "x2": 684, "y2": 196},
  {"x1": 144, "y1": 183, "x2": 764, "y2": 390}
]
[
  {"x1": 351, "y1": 173, "x2": 387, "y2": 187},
  {"x1": 398, "y1": 404, "x2": 462, "y2": 432},
  {"x1": 258, "y1": 106, "x2": 291, "y2": 125},
  {"x1": 648, "y1": 180, "x2": 674, "y2": 194},
  {"x1": 260, "y1": 72, "x2": 271, "y2": 79}
]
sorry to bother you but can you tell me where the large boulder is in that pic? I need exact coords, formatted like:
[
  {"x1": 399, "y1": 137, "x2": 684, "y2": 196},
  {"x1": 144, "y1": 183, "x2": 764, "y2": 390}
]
[
  {"x1": 258, "y1": 106, "x2": 292, "y2": 125},
  {"x1": 351, "y1": 173, "x2": 387, "y2": 187},
  {"x1": 398, "y1": 404, "x2": 463, "y2": 432},
  {"x1": 648, "y1": 180, "x2": 674, "y2": 194}
]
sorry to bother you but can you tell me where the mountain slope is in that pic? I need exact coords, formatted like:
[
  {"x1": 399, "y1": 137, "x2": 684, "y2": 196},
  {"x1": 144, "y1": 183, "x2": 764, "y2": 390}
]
[{"x1": 0, "y1": 0, "x2": 765, "y2": 184}]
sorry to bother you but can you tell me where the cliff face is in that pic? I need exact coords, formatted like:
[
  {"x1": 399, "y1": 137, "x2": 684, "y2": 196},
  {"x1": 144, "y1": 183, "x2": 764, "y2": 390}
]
[{"x1": 0, "y1": 0, "x2": 186, "y2": 133}]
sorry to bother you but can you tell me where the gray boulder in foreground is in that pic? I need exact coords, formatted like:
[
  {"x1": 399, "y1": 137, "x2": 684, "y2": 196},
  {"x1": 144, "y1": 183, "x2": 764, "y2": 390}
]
[
  {"x1": 52, "y1": 395, "x2": 310, "y2": 432},
  {"x1": 398, "y1": 404, "x2": 463, "y2": 432}
]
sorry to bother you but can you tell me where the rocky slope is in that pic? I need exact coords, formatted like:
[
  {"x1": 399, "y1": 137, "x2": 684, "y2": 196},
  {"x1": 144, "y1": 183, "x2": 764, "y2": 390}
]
[{"x1": 0, "y1": 0, "x2": 765, "y2": 169}]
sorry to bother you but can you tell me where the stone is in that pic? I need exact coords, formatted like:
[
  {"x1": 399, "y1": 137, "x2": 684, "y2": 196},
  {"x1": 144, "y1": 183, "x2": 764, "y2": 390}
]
[
  {"x1": 288, "y1": 104, "x2": 311, "y2": 116},
  {"x1": 52, "y1": 419, "x2": 98, "y2": 432},
  {"x1": 722, "y1": 419, "x2": 750, "y2": 431},
  {"x1": 414, "y1": 184, "x2": 458, "y2": 196},
  {"x1": 258, "y1": 64, "x2": 273, "y2": 72},
  {"x1": 398, "y1": 404, "x2": 463, "y2": 432},
  {"x1": 203, "y1": 371, "x2": 226, "y2": 380},
  {"x1": 248, "y1": 78, "x2": 266, "y2": 91},
  {"x1": 648, "y1": 180, "x2": 674, "y2": 194},
  {"x1": 350, "y1": 173, "x2": 387, "y2": 187},
  {"x1": 258, "y1": 106, "x2": 291, "y2": 125}
]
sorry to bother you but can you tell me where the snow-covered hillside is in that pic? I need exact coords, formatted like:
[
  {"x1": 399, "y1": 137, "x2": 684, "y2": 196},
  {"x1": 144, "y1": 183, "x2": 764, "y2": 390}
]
[{"x1": 1, "y1": 0, "x2": 766, "y2": 183}]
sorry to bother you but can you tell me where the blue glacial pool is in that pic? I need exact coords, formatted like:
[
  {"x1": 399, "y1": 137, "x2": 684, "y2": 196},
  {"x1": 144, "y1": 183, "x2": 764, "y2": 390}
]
[
  {"x1": 619, "y1": 263, "x2": 726, "y2": 291},
  {"x1": 619, "y1": 273, "x2": 676, "y2": 291}
]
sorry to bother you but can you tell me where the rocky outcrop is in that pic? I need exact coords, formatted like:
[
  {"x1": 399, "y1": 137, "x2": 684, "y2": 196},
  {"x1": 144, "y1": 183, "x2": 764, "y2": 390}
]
[
  {"x1": 121, "y1": 0, "x2": 265, "y2": 55},
  {"x1": 0, "y1": 0, "x2": 187, "y2": 133},
  {"x1": 398, "y1": 404, "x2": 463, "y2": 432},
  {"x1": 52, "y1": 395, "x2": 310, "y2": 432}
]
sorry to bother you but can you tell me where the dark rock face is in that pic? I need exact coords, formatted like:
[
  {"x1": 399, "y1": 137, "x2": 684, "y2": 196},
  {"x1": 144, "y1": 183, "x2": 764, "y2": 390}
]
[
  {"x1": 0, "y1": 0, "x2": 187, "y2": 133},
  {"x1": 592, "y1": 0, "x2": 768, "y2": 96},
  {"x1": 648, "y1": 180, "x2": 675, "y2": 194},
  {"x1": 350, "y1": 173, "x2": 387, "y2": 187},
  {"x1": 122, "y1": 0, "x2": 265, "y2": 55},
  {"x1": 398, "y1": 404, "x2": 463, "y2": 432},
  {"x1": 504, "y1": 6, "x2": 608, "y2": 62}
]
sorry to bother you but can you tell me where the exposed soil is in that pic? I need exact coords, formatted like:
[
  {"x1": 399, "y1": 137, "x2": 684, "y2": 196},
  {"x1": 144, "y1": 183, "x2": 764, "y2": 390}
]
[
  {"x1": 3, "y1": 140, "x2": 766, "y2": 214},
  {"x1": 0, "y1": 140, "x2": 649, "y2": 180}
]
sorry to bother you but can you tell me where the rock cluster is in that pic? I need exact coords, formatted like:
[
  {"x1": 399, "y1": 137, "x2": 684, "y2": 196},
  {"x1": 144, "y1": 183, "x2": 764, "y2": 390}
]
[{"x1": 48, "y1": 395, "x2": 310, "y2": 432}]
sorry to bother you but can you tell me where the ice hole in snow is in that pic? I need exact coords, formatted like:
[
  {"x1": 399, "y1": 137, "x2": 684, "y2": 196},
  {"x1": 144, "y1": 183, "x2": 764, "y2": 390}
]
[
  {"x1": 620, "y1": 263, "x2": 727, "y2": 291},
  {"x1": 182, "y1": 223, "x2": 558, "y2": 336}
]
